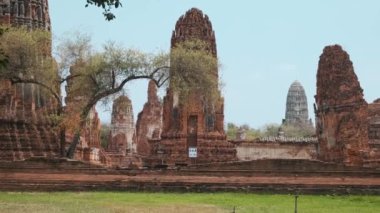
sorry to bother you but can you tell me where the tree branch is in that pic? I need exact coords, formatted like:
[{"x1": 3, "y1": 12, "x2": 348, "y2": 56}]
[
  {"x1": 10, "y1": 77, "x2": 62, "y2": 109},
  {"x1": 60, "y1": 74, "x2": 82, "y2": 84}
]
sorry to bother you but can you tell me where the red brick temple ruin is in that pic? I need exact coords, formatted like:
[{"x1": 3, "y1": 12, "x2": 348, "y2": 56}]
[
  {"x1": 0, "y1": 0, "x2": 60, "y2": 161},
  {"x1": 315, "y1": 45, "x2": 370, "y2": 166},
  {"x1": 135, "y1": 80, "x2": 162, "y2": 156},
  {"x1": 0, "y1": 2, "x2": 379, "y2": 173},
  {"x1": 150, "y1": 8, "x2": 236, "y2": 166}
]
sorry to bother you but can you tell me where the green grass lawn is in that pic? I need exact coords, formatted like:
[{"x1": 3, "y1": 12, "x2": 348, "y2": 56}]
[{"x1": 0, "y1": 192, "x2": 379, "y2": 213}]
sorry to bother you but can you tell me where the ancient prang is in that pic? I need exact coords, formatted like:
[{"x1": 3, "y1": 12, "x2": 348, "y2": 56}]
[
  {"x1": 283, "y1": 80, "x2": 313, "y2": 127},
  {"x1": 64, "y1": 64, "x2": 104, "y2": 163},
  {"x1": 0, "y1": 0, "x2": 60, "y2": 161},
  {"x1": 104, "y1": 95, "x2": 137, "y2": 166},
  {"x1": 152, "y1": 8, "x2": 236, "y2": 166},
  {"x1": 315, "y1": 45, "x2": 369, "y2": 166},
  {"x1": 135, "y1": 80, "x2": 162, "y2": 156},
  {"x1": 0, "y1": 0, "x2": 50, "y2": 30}
]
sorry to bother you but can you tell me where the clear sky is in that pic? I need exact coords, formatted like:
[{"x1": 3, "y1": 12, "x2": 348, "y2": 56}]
[{"x1": 50, "y1": 0, "x2": 380, "y2": 128}]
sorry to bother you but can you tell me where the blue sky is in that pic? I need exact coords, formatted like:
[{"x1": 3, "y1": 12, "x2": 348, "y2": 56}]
[{"x1": 50, "y1": 0, "x2": 380, "y2": 128}]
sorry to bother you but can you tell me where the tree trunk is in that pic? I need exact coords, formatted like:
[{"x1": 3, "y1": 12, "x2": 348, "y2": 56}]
[
  {"x1": 66, "y1": 110, "x2": 90, "y2": 159},
  {"x1": 59, "y1": 127, "x2": 66, "y2": 157},
  {"x1": 66, "y1": 130, "x2": 81, "y2": 159}
]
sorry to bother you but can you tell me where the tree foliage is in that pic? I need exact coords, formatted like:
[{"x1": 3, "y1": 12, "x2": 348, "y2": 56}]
[
  {"x1": 0, "y1": 27, "x2": 60, "y2": 103},
  {"x1": 226, "y1": 122, "x2": 315, "y2": 140},
  {"x1": 0, "y1": 27, "x2": 222, "y2": 159},
  {"x1": 100, "y1": 124, "x2": 111, "y2": 148},
  {"x1": 0, "y1": 27, "x2": 9, "y2": 70},
  {"x1": 170, "y1": 39, "x2": 220, "y2": 105},
  {"x1": 57, "y1": 33, "x2": 169, "y2": 157},
  {"x1": 85, "y1": 0, "x2": 123, "y2": 20},
  {"x1": 226, "y1": 123, "x2": 262, "y2": 140},
  {"x1": 280, "y1": 124, "x2": 315, "y2": 137}
]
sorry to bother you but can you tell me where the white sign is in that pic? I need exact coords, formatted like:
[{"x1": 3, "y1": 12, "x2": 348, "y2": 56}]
[{"x1": 188, "y1": 147, "x2": 197, "y2": 158}]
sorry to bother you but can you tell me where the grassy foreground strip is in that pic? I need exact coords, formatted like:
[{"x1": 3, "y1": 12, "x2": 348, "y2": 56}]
[{"x1": 0, "y1": 192, "x2": 379, "y2": 213}]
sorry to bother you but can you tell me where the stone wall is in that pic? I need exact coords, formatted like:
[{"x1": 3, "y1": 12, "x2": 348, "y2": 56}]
[{"x1": 315, "y1": 45, "x2": 369, "y2": 166}]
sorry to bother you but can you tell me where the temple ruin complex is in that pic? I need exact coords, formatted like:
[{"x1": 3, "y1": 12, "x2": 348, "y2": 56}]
[{"x1": 0, "y1": 4, "x2": 379, "y2": 171}]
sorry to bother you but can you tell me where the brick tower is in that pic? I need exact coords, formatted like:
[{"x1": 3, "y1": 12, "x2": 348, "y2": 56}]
[
  {"x1": 0, "y1": 0, "x2": 60, "y2": 161},
  {"x1": 156, "y1": 8, "x2": 236, "y2": 166},
  {"x1": 315, "y1": 45, "x2": 369, "y2": 166}
]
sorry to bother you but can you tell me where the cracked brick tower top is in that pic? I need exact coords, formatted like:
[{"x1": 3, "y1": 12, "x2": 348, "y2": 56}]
[{"x1": 171, "y1": 8, "x2": 217, "y2": 57}]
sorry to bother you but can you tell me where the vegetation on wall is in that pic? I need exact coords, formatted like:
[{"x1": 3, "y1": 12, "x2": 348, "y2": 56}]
[{"x1": 226, "y1": 122, "x2": 315, "y2": 140}]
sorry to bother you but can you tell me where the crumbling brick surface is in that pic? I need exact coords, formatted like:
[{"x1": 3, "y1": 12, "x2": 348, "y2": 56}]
[
  {"x1": 135, "y1": 80, "x2": 162, "y2": 156},
  {"x1": 315, "y1": 45, "x2": 369, "y2": 166},
  {"x1": 0, "y1": 1, "x2": 59, "y2": 161}
]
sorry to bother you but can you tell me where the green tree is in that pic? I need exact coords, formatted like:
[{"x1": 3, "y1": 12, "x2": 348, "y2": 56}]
[
  {"x1": 281, "y1": 124, "x2": 315, "y2": 137},
  {"x1": 226, "y1": 123, "x2": 239, "y2": 140},
  {"x1": 100, "y1": 124, "x2": 111, "y2": 148},
  {"x1": 0, "y1": 28, "x2": 8, "y2": 70},
  {"x1": 260, "y1": 123, "x2": 281, "y2": 137},
  {"x1": 61, "y1": 37, "x2": 218, "y2": 158},
  {"x1": 169, "y1": 39, "x2": 220, "y2": 104},
  {"x1": 0, "y1": 28, "x2": 219, "y2": 159},
  {"x1": 58, "y1": 34, "x2": 169, "y2": 158},
  {"x1": 0, "y1": 27, "x2": 81, "y2": 156}
]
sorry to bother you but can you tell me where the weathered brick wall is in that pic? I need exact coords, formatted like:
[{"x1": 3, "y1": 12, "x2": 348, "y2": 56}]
[
  {"x1": 315, "y1": 45, "x2": 369, "y2": 166},
  {"x1": 232, "y1": 139, "x2": 317, "y2": 161},
  {"x1": 0, "y1": 0, "x2": 60, "y2": 161}
]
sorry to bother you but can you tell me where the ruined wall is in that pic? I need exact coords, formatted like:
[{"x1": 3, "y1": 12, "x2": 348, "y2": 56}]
[
  {"x1": 135, "y1": 80, "x2": 162, "y2": 156},
  {"x1": 315, "y1": 45, "x2": 369, "y2": 166},
  {"x1": 366, "y1": 99, "x2": 380, "y2": 166},
  {"x1": 368, "y1": 99, "x2": 380, "y2": 145},
  {"x1": 157, "y1": 8, "x2": 236, "y2": 165},
  {"x1": 0, "y1": 0, "x2": 60, "y2": 161},
  {"x1": 232, "y1": 138, "x2": 317, "y2": 161}
]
